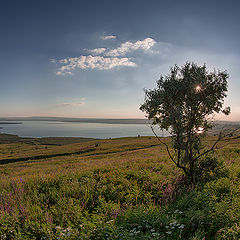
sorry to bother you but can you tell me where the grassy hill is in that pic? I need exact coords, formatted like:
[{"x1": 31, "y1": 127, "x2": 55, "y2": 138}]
[{"x1": 0, "y1": 133, "x2": 239, "y2": 239}]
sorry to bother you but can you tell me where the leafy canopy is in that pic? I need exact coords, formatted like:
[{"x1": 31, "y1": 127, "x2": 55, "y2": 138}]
[{"x1": 140, "y1": 62, "x2": 230, "y2": 181}]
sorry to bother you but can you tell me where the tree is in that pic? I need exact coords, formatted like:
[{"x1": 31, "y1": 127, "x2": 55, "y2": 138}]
[{"x1": 140, "y1": 62, "x2": 231, "y2": 183}]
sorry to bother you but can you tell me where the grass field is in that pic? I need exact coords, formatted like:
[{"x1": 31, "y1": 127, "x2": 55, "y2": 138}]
[{"x1": 0, "y1": 133, "x2": 239, "y2": 239}]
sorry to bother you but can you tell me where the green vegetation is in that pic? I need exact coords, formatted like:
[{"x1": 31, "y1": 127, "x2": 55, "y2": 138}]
[
  {"x1": 140, "y1": 62, "x2": 231, "y2": 183},
  {"x1": 0, "y1": 133, "x2": 95, "y2": 145},
  {"x1": 0, "y1": 133, "x2": 239, "y2": 239}
]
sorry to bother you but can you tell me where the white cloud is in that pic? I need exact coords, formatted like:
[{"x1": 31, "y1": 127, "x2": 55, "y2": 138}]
[
  {"x1": 59, "y1": 59, "x2": 69, "y2": 64},
  {"x1": 53, "y1": 37, "x2": 159, "y2": 75},
  {"x1": 56, "y1": 71, "x2": 72, "y2": 76},
  {"x1": 88, "y1": 48, "x2": 106, "y2": 55},
  {"x1": 60, "y1": 102, "x2": 85, "y2": 107},
  {"x1": 101, "y1": 35, "x2": 117, "y2": 40},
  {"x1": 105, "y1": 38, "x2": 156, "y2": 57},
  {"x1": 50, "y1": 58, "x2": 56, "y2": 63},
  {"x1": 56, "y1": 55, "x2": 137, "y2": 75}
]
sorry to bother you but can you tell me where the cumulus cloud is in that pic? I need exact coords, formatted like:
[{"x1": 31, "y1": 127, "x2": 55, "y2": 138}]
[
  {"x1": 88, "y1": 48, "x2": 106, "y2": 55},
  {"x1": 101, "y1": 35, "x2": 117, "y2": 40},
  {"x1": 52, "y1": 37, "x2": 159, "y2": 75},
  {"x1": 55, "y1": 55, "x2": 137, "y2": 75},
  {"x1": 105, "y1": 38, "x2": 156, "y2": 57}
]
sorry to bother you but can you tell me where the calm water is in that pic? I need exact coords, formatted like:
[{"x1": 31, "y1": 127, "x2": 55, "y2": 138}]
[{"x1": 0, "y1": 121, "x2": 168, "y2": 139}]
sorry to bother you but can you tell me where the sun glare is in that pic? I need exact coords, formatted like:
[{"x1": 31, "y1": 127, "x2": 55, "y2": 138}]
[
  {"x1": 196, "y1": 127, "x2": 204, "y2": 134},
  {"x1": 196, "y1": 85, "x2": 201, "y2": 92}
]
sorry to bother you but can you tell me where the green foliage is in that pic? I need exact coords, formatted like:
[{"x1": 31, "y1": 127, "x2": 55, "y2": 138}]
[
  {"x1": 194, "y1": 154, "x2": 229, "y2": 184},
  {"x1": 140, "y1": 62, "x2": 230, "y2": 182},
  {"x1": 217, "y1": 223, "x2": 240, "y2": 239},
  {"x1": 0, "y1": 136, "x2": 239, "y2": 239},
  {"x1": 0, "y1": 165, "x2": 176, "y2": 238},
  {"x1": 140, "y1": 62, "x2": 229, "y2": 133}
]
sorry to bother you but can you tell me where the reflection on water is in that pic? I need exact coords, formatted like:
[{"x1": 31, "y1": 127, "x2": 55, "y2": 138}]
[{"x1": 0, "y1": 121, "x2": 168, "y2": 138}]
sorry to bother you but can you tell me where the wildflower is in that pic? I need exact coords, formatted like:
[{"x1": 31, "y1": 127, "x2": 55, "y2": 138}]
[
  {"x1": 55, "y1": 226, "x2": 62, "y2": 230},
  {"x1": 166, "y1": 231, "x2": 172, "y2": 234},
  {"x1": 179, "y1": 224, "x2": 185, "y2": 229},
  {"x1": 152, "y1": 232, "x2": 160, "y2": 237},
  {"x1": 107, "y1": 219, "x2": 114, "y2": 224},
  {"x1": 1, "y1": 234, "x2": 6, "y2": 239}
]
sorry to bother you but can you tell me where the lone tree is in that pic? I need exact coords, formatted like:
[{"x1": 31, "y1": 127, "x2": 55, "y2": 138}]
[{"x1": 140, "y1": 62, "x2": 231, "y2": 183}]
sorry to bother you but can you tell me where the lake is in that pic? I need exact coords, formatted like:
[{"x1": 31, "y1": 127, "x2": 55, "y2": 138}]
[{"x1": 0, "y1": 121, "x2": 168, "y2": 138}]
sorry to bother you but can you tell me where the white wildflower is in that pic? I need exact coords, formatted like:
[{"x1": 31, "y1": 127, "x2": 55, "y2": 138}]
[{"x1": 179, "y1": 224, "x2": 185, "y2": 229}]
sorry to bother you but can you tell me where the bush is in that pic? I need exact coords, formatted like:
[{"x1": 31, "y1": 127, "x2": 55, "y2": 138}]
[{"x1": 194, "y1": 154, "x2": 228, "y2": 184}]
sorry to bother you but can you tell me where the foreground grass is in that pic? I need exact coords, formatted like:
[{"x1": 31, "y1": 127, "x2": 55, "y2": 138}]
[{"x1": 0, "y1": 134, "x2": 239, "y2": 239}]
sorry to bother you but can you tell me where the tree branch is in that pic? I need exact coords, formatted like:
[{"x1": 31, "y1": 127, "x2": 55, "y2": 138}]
[
  {"x1": 150, "y1": 126, "x2": 175, "y2": 164},
  {"x1": 193, "y1": 126, "x2": 240, "y2": 162},
  {"x1": 150, "y1": 126, "x2": 190, "y2": 175}
]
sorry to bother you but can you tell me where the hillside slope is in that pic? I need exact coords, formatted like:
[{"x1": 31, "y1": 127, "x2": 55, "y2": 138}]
[{"x1": 0, "y1": 134, "x2": 239, "y2": 239}]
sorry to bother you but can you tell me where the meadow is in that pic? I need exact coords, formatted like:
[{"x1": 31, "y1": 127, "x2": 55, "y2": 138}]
[{"x1": 0, "y1": 132, "x2": 239, "y2": 239}]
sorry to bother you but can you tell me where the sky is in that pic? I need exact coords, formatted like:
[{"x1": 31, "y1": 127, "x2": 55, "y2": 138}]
[{"x1": 0, "y1": 0, "x2": 240, "y2": 120}]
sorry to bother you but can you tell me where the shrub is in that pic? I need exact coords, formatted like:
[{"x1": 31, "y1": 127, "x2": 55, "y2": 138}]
[{"x1": 194, "y1": 154, "x2": 229, "y2": 184}]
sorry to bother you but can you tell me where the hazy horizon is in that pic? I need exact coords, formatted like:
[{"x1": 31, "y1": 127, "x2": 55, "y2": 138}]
[
  {"x1": 1, "y1": 0, "x2": 240, "y2": 121},
  {"x1": 1, "y1": 116, "x2": 239, "y2": 124}
]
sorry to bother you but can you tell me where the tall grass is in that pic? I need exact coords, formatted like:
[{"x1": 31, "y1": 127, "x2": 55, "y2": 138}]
[{"x1": 0, "y1": 136, "x2": 239, "y2": 239}]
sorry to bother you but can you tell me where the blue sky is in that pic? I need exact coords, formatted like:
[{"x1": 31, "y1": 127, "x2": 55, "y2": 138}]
[{"x1": 0, "y1": 0, "x2": 240, "y2": 120}]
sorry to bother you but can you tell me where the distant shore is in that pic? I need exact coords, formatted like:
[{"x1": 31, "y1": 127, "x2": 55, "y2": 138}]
[
  {"x1": 0, "y1": 122, "x2": 22, "y2": 124},
  {"x1": 0, "y1": 117, "x2": 149, "y2": 125},
  {"x1": 0, "y1": 117, "x2": 239, "y2": 125}
]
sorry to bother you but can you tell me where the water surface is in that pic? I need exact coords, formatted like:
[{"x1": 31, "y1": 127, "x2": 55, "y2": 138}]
[{"x1": 0, "y1": 121, "x2": 168, "y2": 138}]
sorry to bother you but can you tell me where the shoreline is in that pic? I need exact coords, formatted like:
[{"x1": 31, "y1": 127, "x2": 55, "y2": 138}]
[
  {"x1": 0, "y1": 118, "x2": 149, "y2": 125},
  {"x1": 0, "y1": 122, "x2": 22, "y2": 124}
]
